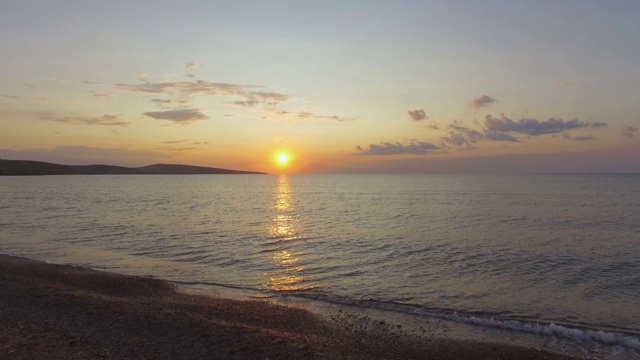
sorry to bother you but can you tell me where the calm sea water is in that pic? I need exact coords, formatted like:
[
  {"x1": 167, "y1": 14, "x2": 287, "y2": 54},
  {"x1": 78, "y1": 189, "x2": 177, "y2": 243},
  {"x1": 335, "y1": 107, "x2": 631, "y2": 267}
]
[{"x1": 1, "y1": 174, "x2": 639, "y2": 354}]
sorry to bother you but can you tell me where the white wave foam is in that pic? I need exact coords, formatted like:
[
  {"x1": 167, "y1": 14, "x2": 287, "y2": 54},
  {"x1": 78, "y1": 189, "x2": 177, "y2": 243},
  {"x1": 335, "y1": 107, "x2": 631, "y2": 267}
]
[
  {"x1": 421, "y1": 311, "x2": 640, "y2": 351},
  {"x1": 294, "y1": 294, "x2": 640, "y2": 351}
]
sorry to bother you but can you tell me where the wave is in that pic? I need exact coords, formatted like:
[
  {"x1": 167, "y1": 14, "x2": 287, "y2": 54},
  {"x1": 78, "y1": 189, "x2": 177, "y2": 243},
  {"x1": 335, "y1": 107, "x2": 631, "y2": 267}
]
[
  {"x1": 290, "y1": 293, "x2": 640, "y2": 351},
  {"x1": 169, "y1": 279, "x2": 257, "y2": 292}
]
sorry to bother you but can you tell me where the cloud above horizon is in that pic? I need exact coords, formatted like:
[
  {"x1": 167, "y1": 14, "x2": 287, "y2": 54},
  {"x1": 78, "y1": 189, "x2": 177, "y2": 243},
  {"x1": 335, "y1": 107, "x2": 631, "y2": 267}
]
[
  {"x1": 262, "y1": 109, "x2": 355, "y2": 123},
  {"x1": 185, "y1": 62, "x2": 201, "y2": 70},
  {"x1": 563, "y1": 133, "x2": 595, "y2": 141},
  {"x1": 92, "y1": 93, "x2": 113, "y2": 100},
  {"x1": 143, "y1": 109, "x2": 208, "y2": 125},
  {"x1": 471, "y1": 95, "x2": 497, "y2": 109},
  {"x1": 4, "y1": 94, "x2": 47, "y2": 101},
  {"x1": 440, "y1": 119, "x2": 519, "y2": 148},
  {"x1": 38, "y1": 113, "x2": 130, "y2": 127},
  {"x1": 407, "y1": 109, "x2": 427, "y2": 121},
  {"x1": 354, "y1": 140, "x2": 439, "y2": 155},
  {"x1": 483, "y1": 114, "x2": 607, "y2": 136},
  {"x1": 115, "y1": 80, "x2": 289, "y2": 110},
  {"x1": 622, "y1": 125, "x2": 639, "y2": 138},
  {"x1": 436, "y1": 113, "x2": 609, "y2": 149}
]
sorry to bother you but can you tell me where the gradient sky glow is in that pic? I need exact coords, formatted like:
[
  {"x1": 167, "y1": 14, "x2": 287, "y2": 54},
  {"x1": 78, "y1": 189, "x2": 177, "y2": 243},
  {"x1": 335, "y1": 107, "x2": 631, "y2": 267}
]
[{"x1": 1, "y1": 1, "x2": 639, "y2": 173}]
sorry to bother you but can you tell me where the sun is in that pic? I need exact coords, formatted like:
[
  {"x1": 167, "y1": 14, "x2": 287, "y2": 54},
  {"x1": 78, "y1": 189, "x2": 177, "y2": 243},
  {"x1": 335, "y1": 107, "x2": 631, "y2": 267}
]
[{"x1": 277, "y1": 154, "x2": 289, "y2": 165}]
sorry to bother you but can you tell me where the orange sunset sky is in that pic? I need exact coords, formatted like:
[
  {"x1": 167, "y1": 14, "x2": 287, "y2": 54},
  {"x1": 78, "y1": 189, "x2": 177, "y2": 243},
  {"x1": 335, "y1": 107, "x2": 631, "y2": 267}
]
[{"x1": 1, "y1": 1, "x2": 639, "y2": 174}]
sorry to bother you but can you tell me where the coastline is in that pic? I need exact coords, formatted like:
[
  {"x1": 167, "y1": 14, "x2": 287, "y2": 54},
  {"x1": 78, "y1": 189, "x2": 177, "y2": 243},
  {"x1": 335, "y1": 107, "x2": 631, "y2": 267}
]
[{"x1": 0, "y1": 254, "x2": 577, "y2": 359}]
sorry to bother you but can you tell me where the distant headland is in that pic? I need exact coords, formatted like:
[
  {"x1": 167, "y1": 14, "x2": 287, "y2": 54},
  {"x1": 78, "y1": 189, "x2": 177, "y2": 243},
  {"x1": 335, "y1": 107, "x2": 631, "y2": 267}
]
[{"x1": 0, "y1": 160, "x2": 267, "y2": 176}]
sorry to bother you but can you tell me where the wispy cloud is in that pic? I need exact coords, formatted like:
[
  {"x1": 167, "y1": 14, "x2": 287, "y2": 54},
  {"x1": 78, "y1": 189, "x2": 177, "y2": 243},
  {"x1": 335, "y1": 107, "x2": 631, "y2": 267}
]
[
  {"x1": 185, "y1": 62, "x2": 201, "y2": 70},
  {"x1": 143, "y1": 108, "x2": 208, "y2": 125},
  {"x1": 483, "y1": 114, "x2": 606, "y2": 136},
  {"x1": 4, "y1": 95, "x2": 46, "y2": 100},
  {"x1": 228, "y1": 91, "x2": 289, "y2": 108},
  {"x1": 471, "y1": 95, "x2": 497, "y2": 109},
  {"x1": 263, "y1": 110, "x2": 355, "y2": 122},
  {"x1": 407, "y1": 109, "x2": 427, "y2": 121},
  {"x1": 563, "y1": 134, "x2": 595, "y2": 141},
  {"x1": 622, "y1": 125, "x2": 639, "y2": 138},
  {"x1": 249, "y1": 91, "x2": 288, "y2": 103},
  {"x1": 426, "y1": 120, "x2": 439, "y2": 130},
  {"x1": 92, "y1": 93, "x2": 113, "y2": 100},
  {"x1": 559, "y1": 81, "x2": 584, "y2": 87},
  {"x1": 165, "y1": 147, "x2": 202, "y2": 152},
  {"x1": 354, "y1": 140, "x2": 439, "y2": 156},
  {"x1": 150, "y1": 98, "x2": 190, "y2": 108},
  {"x1": 116, "y1": 80, "x2": 289, "y2": 110},
  {"x1": 38, "y1": 113, "x2": 130, "y2": 127},
  {"x1": 116, "y1": 80, "x2": 247, "y2": 95},
  {"x1": 230, "y1": 99, "x2": 259, "y2": 107}
]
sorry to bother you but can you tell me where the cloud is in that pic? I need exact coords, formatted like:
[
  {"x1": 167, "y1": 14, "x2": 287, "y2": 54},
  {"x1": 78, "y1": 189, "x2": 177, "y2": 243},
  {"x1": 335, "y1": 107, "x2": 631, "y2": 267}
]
[
  {"x1": 483, "y1": 114, "x2": 606, "y2": 136},
  {"x1": 150, "y1": 98, "x2": 190, "y2": 108},
  {"x1": 230, "y1": 99, "x2": 260, "y2": 107},
  {"x1": 38, "y1": 113, "x2": 130, "y2": 126},
  {"x1": 264, "y1": 110, "x2": 354, "y2": 122},
  {"x1": 471, "y1": 95, "x2": 497, "y2": 109},
  {"x1": 441, "y1": 132, "x2": 470, "y2": 148},
  {"x1": 622, "y1": 126, "x2": 639, "y2": 138},
  {"x1": 438, "y1": 113, "x2": 604, "y2": 148},
  {"x1": 116, "y1": 80, "x2": 289, "y2": 108},
  {"x1": 484, "y1": 131, "x2": 519, "y2": 142},
  {"x1": 151, "y1": 98, "x2": 173, "y2": 104},
  {"x1": 166, "y1": 147, "x2": 201, "y2": 152},
  {"x1": 0, "y1": 146, "x2": 170, "y2": 167},
  {"x1": 354, "y1": 140, "x2": 439, "y2": 156},
  {"x1": 143, "y1": 109, "x2": 208, "y2": 125},
  {"x1": 441, "y1": 123, "x2": 484, "y2": 148},
  {"x1": 440, "y1": 121, "x2": 519, "y2": 148},
  {"x1": 572, "y1": 135, "x2": 595, "y2": 141},
  {"x1": 249, "y1": 91, "x2": 288, "y2": 103},
  {"x1": 185, "y1": 62, "x2": 201, "y2": 70},
  {"x1": 559, "y1": 82, "x2": 584, "y2": 87},
  {"x1": 407, "y1": 109, "x2": 427, "y2": 121},
  {"x1": 116, "y1": 80, "x2": 248, "y2": 95},
  {"x1": 4, "y1": 95, "x2": 46, "y2": 100},
  {"x1": 92, "y1": 93, "x2": 113, "y2": 100},
  {"x1": 229, "y1": 91, "x2": 290, "y2": 108},
  {"x1": 344, "y1": 149, "x2": 640, "y2": 174}
]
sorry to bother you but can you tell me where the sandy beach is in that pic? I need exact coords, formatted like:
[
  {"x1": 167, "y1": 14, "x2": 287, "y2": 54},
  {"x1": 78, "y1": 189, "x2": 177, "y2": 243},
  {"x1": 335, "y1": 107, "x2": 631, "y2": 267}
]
[{"x1": 0, "y1": 254, "x2": 578, "y2": 359}]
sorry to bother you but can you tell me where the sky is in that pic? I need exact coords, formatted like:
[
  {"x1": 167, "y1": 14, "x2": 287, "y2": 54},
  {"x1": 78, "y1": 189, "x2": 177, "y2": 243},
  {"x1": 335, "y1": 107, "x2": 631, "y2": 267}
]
[{"x1": 1, "y1": 0, "x2": 639, "y2": 174}]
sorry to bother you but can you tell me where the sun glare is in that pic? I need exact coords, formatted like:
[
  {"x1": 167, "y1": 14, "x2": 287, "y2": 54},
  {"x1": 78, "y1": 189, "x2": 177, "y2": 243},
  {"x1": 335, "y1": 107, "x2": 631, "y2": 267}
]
[{"x1": 278, "y1": 154, "x2": 289, "y2": 165}]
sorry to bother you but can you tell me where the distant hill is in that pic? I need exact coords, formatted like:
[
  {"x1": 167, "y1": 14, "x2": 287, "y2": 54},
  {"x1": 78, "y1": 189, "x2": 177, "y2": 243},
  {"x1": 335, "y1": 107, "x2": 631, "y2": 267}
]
[
  {"x1": 0, "y1": 160, "x2": 266, "y2": 176},
  {"x1": 136, "y1": 164, "x2": 263, "y2": 175}
]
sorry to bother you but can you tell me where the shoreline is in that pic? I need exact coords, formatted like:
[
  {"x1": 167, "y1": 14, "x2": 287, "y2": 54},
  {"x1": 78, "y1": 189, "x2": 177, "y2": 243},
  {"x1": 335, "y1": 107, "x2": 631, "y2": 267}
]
[{"x1": 0, "y1": 254, "x2": 579, "y2": 359}]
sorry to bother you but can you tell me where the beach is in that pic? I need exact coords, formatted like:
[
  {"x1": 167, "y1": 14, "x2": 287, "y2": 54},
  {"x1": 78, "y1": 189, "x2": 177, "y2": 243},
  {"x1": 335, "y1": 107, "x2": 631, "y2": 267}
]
[{"x1": 0, "y1": 254, "x2": 576, "y2": 359}]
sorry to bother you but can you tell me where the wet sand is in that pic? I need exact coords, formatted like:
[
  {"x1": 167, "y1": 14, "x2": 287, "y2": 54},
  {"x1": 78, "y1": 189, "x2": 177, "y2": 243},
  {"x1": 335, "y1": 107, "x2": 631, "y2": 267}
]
[{"x1": 0, "y1": 254, "x2": 578, "y2": 359}]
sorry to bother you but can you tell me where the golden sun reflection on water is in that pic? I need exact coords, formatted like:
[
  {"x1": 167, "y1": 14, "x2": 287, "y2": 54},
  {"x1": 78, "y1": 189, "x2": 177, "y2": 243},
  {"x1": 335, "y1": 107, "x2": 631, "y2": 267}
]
[{"x1": 267, "y1": 175, "x2": 312, "y2": 292}]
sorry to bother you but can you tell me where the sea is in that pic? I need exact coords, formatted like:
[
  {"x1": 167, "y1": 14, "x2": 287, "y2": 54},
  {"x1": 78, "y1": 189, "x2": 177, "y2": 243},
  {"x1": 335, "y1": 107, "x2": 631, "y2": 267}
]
[{"x1": 1, "y1": 174, "x2": 639, "y2": 358}]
